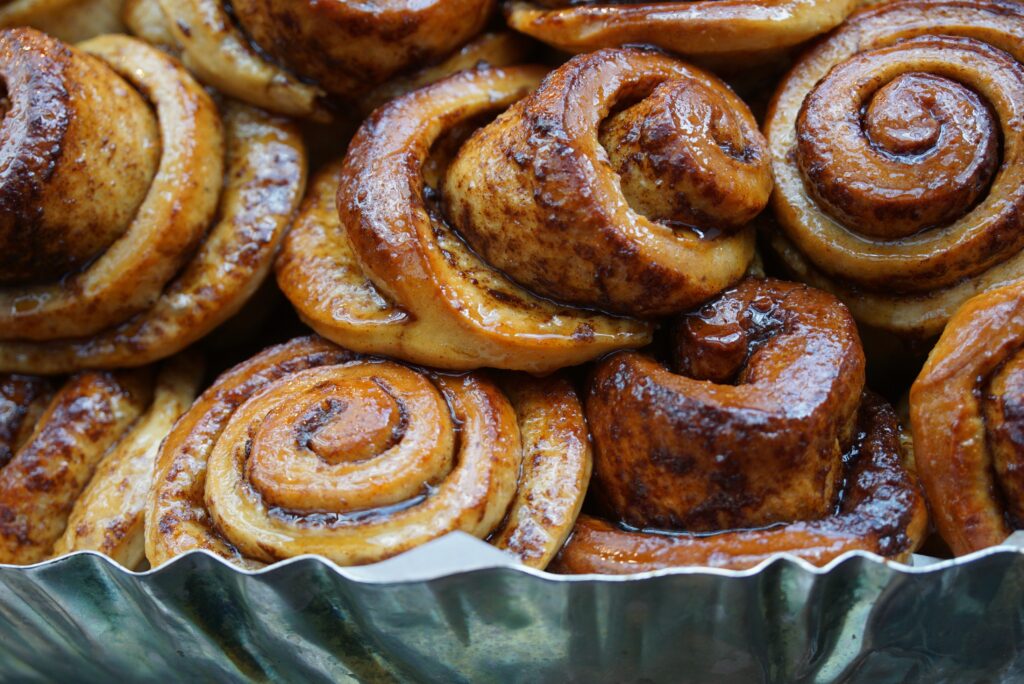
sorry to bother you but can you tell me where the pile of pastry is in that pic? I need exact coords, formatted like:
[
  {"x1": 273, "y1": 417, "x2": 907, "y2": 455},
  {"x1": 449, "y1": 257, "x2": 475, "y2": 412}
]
[{"x1": 0, "y1": 0, "x2": 1020, "y2": 572}]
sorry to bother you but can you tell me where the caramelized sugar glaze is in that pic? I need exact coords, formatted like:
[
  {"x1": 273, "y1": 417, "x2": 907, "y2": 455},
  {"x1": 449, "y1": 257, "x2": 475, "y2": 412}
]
[
  {"x1": 554, "y1": 279, "x2": 927, "y2": 572},
  {"x1": 0, "y1": 356, "x2": 199, "y2": 566},
  {"x1": 0, "y1": 3, "x2": 979, "y2": 575},
  {"x1": 507, "y1": 0, "x2": 858, "y2": 62},
  {"x1": 913, "y1": 281, "x2": 1024, "y2": 555},
  {"x1": 0, "y1": 29, "x2": 305, "y2": 373},
  {"x1": 765, "y1": 0, "x2": 1024, "y2": 339},
  {"x1": 123, "y1": 0, "x2": 526, "y2": 118},
  {"x1": 147, "y1": 336, "x2": 590, "y2": 569},
  {"x1": 278, "y1": 48, "x2": 772, "y2": 371}
]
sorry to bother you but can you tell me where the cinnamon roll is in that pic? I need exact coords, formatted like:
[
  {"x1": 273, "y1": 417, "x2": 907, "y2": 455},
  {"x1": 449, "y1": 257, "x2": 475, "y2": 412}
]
[
  {"x1": 51, "y1": 355, "x2": 201, "y2": 568},
  {"x1": 553, "y1": 279, "x2": 927, "y2": 573},
  {"x1": 125, "y1": 0, "x2": 497, "y2": 118},
  {"x1": 0, "y1": 356, "x2": 198, "y2": 565},
  {"x1": 911, "y1": 280, "x2": 1024, "y2": 556},
  {"x1": 0, "y1": 29, "x2": 305, "y2": 374},
  {"x1": 506, "y1": 0, "x2": 856, "y2": 61},
  {"x1": 765, "y1": 0, "x2": 1024, "y2": 339},
  {"x1": 146, "y1": 336, "x2": 591, "y2": 569},
  {"x1": 0, "y1": 0, "x2": 124, "y2": 43},
  {"x1": 278, "y1": 48, "x2": 772, "y2": 370}
]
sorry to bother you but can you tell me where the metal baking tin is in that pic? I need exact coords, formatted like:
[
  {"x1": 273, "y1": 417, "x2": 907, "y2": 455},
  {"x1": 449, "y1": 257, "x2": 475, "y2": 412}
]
[{"x1": 1, "y1": 531, "x2": 1023, "y2": 682}]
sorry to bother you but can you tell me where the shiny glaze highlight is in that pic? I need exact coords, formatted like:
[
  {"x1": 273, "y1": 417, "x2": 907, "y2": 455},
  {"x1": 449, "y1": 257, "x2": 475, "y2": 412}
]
[
  {"x1": 147, "y1": 336, "x2": 591, "y2": 569},
  {"x1": 555, "y1": 279, "x2": 926, "y2": 572},
  {"x1": 276, "y1": 63, "x2": 651, "y2": 372},
  {"x1": 445, "y1": 48, "x2": 769, "y2": 317},
  {"x1": 912, "y1": 280, "x2": 1024, "y2": 555},
  {"x1": 765, "y1": 0, "x2": 1024, "y2": 338},
  {"x1": 0, "y1": 33, "x2": 306, "y2": 373}
]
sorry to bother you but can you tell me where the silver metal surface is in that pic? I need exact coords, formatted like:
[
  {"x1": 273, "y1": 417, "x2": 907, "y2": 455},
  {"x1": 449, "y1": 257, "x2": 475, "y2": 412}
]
[{"x1": 0, "y1": 532, "x2": 1022, "y2": 683}]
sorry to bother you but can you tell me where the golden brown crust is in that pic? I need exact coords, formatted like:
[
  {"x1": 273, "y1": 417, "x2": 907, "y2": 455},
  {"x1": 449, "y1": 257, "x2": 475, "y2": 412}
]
[
  {"x1": 506, "y1": 0, "x2": 856, "y2": 60},
  {"x1": 232, "y1": 0, "x2": 494, "y2": 97},
  {"x1": 488, "y1": 374, "x2": 591, "y2": 567},
  {"x1": 52, "y1": 355, "x2": 202, "y2": 568},
  {"x1": 146, "y1": 336, "x2": 590, "y2": 569},
  {"x1": 0, "y1": 370, "x2": 152, "y2": 565},
  {"x1": 591, "y1": 280, "x2": 864, "y2": 531},
  {"x1": 0, "y1": 0, "x2": 124, "y2": 42},
  {"x1": 121, "y1": 0, "x2": 175, "y2": 50},
  {"x1": 443, "y1": 48, "x2": 768, "y2": 317},
  {"x1": 911, "y1": 280, "x2": 1024, "y2": 555},
  {"x1": 985, "y1": 356, "x2": 1024, "y2": 528},
  {"x1": 0, "y1": 376, "x2": 53, "y2": 469},
  {"x1": 554, "y1": 397, "x2": 926, "y2": 571},
  {"x1": 0, "y1": 31, "x2": 221, "y2": 340},
  {"x1": 764, "y1": 0, "x2": 1024, "y2": 338},
  {"x1": 0, "y1": 29, "x2": 159, "y2": 285},
  {"x1": 0, "y1": 34, "x2": 306, "y2": 374},
  {"x1": 553, "y1": 279, "x2": 926, "y2": 573},
  {"x1": 360, "y1": 32, "x2": 536, "y2": 115},
  {"x1": 136, "y1": 0, "x2": 497, "y2": 117},
  {"x1": 147, "y1": 0, "x2": 328, "y2": 119},
  {"x1": 276, "y1": 65, "x2": 651, "y2": 372}
]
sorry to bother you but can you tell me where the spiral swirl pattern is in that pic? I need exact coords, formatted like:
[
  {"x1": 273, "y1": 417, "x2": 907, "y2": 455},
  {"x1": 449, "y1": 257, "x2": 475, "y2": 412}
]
[
  {"x1": 0, "y1": 30, "x2": 306, "y2": 374},
  {"x1": 0, "y1": 357, "x2": 197, "y2": 565},
  {"x1": 127, "y1": 0, "x2": 496, "y2": 118},
  {"x1": 277, "y1": 61, "x2": 653, "y2": 372},
  {"x1": 146, "y1": 337, "x2": 591, "y2": 568},
  {"x1": 507, "y1": 0, "x2": 856, "y2": 61},
  {"x1": 912, "y1": 280, "x2": 1024, "y2": 555},
  {"x1": 765, "y1": 0, "x2": 1024, "y2": 338},
  {"x1": 554, "y1": 279, "x2": 927, "y2": 572},
  {"x1": 444, "y1": 48, "x2": 770, "y2": 317}
]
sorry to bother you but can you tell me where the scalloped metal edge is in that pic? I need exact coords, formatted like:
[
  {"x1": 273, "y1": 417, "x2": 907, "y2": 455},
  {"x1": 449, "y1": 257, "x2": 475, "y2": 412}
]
[
  {"x1": 4, "y1": 531, "x2": 1024, "y2": 681},
  {"x1": 5, "y1": 530, "x2": 1024, "y2": 584}
]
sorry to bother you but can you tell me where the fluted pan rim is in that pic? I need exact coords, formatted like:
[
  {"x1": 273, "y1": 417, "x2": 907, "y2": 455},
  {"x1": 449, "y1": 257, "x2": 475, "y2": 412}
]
[{"x1": 7, "y1": 530, "x2": 1024, "y2": 582}]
